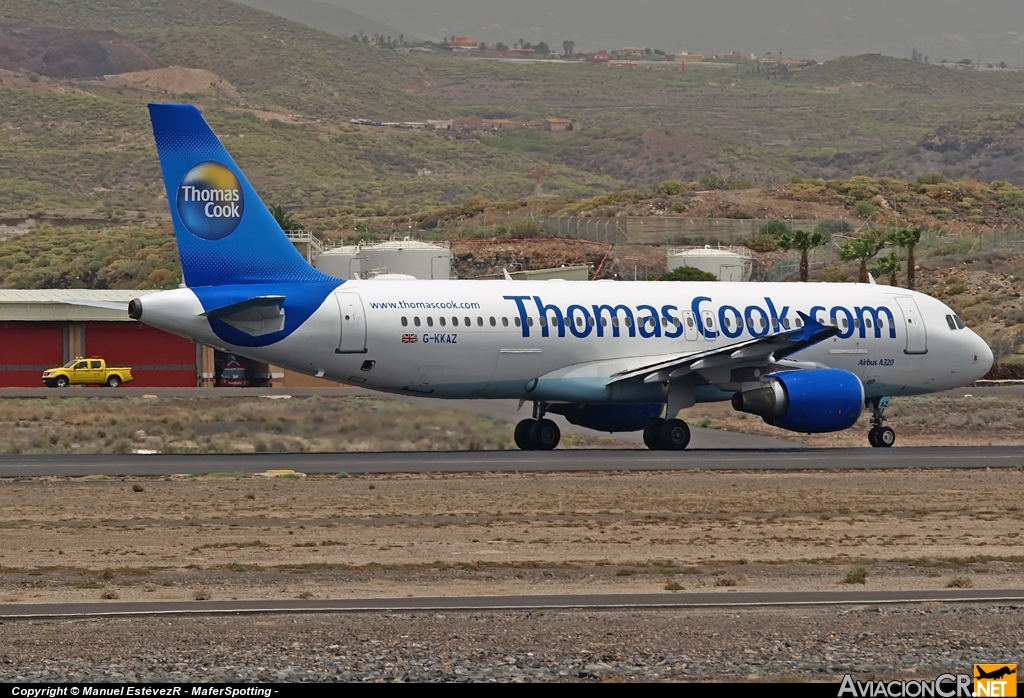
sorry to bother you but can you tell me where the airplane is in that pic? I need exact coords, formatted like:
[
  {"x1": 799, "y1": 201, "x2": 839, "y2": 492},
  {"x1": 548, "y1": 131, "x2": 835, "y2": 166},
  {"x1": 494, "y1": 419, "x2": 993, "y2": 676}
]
[
  {"x1": 129, "y1": 103, "x2": 994, "y2": 451},
  {"x1": 976, "y1": 666, "x2": 1017, "y2": 681}
]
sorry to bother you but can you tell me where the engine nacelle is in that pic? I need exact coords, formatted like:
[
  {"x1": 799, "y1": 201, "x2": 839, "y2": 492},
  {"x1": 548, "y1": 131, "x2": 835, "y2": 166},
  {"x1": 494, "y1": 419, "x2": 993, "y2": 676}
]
[
  {"x1": 731, "y1": 368, "x2": 863, "y2": 433},
  {"x1": 548, "y1": 403, "x2": 664, "y2": 433}
]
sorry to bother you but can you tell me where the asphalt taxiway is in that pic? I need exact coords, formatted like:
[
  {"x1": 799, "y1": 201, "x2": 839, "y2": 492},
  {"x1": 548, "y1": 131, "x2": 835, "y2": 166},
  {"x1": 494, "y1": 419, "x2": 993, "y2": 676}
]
[
  {"x1": 0, "y1": 445, "x2": 1021, "y2": 477},
  {"x1": 1, "y1": 588, "x2": 1022, "y2": 619}
]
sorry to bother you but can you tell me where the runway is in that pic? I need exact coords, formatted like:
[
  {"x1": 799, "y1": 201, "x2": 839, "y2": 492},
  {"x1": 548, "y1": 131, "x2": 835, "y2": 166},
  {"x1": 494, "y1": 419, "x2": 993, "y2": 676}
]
[
  {"x1": 0, "y1": 445, "x2": 1021, "y2": 477},
  {"x1": 2, "y1": 588, "x2": 1022, "y2": 619}
]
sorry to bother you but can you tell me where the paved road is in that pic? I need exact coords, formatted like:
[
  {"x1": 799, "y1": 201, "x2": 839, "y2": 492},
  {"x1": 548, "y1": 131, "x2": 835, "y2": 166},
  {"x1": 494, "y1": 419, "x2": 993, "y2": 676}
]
[
  {"x1": 1, "y1": 589, "x2": 1021, "y2": 619},
  {"x1": 0, "y1": 446, "x2": 1021, "y2": 477}
]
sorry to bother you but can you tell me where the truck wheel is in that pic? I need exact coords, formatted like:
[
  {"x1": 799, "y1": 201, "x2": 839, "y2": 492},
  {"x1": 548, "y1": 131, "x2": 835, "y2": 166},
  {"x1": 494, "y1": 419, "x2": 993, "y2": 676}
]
[
  {"x1": 55, "y1": 376, "x2": 69, "y2": 388},
  {"x1": 106, "y1": 376, "x2": 122, "y2": 388}
]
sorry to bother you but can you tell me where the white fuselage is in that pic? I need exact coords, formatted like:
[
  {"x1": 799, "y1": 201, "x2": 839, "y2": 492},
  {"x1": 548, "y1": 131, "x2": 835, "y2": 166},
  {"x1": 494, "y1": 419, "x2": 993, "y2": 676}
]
[{"x1": 137, "y1": 280, "x2": 993, "y2": 405}]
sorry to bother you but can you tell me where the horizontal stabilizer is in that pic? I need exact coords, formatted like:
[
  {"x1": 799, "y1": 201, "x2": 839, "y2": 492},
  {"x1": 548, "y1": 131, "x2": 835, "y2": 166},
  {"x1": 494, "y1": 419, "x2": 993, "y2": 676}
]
[{"x1": 201, "y1": 295, "x2": 286, "y2": 337}]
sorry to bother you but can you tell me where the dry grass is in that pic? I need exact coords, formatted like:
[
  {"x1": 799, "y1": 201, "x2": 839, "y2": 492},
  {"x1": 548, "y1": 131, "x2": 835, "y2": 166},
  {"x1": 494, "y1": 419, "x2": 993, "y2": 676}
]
[{"x1": 0, "y1": 395, "x2": 612, "y2": 454}]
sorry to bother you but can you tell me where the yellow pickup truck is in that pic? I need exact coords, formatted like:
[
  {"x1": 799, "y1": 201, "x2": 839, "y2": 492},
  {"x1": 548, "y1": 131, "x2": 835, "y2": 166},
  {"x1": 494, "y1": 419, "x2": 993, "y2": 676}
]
[{"x1": 42, "y1": 358, "x2": 133, "y2": 388}]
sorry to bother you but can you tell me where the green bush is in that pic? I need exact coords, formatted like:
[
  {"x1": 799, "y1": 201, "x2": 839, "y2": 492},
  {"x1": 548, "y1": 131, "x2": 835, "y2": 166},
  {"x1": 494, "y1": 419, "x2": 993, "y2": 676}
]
[
  {"x1": 660, "y1": 266, "x2": 718, "y2": 281},
  {"x1": 745, "y1": 234, "x2": 778, "y2": 252},
  {"x1": 758, "y1": 220, "x2": 790, "y2": 236}
]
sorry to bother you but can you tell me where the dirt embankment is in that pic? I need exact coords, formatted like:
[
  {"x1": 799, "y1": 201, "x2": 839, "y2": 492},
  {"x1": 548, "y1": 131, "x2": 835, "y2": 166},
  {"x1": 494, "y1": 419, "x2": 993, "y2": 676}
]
[
  {"x1": 0, "y1": 25, "x2": 159, "y2": 78},
  {"x1": 98, "y1": 67, "x2": 243, "y2": 102}
]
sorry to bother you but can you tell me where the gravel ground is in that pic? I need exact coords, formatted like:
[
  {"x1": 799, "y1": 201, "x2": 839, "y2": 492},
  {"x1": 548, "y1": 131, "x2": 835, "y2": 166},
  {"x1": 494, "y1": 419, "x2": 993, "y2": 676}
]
[{"x1": 1, "y1": 604, "x2": 1021, "y2": 683}]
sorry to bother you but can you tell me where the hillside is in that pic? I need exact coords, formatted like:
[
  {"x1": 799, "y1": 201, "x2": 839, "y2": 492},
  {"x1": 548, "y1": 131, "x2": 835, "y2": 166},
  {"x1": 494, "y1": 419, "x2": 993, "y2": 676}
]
[{"x1": 232, "y1": 0, "x2": 407, "y2": 43}]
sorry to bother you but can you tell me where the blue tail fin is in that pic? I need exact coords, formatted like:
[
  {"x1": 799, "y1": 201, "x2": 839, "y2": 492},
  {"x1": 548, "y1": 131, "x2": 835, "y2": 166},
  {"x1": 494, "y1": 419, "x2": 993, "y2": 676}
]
[{"x1": 148, "y1": 103, "x2": 335, "y2": 287}]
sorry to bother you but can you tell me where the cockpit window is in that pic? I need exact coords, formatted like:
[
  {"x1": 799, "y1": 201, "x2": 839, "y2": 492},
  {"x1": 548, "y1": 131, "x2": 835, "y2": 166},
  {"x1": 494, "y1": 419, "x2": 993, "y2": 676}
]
[
  {"x1": 946, "y1": 314, "x2": 957, "y2": 330},
  {"x1": 953, "y1": 315, "x2": 966, "y2": 329}
]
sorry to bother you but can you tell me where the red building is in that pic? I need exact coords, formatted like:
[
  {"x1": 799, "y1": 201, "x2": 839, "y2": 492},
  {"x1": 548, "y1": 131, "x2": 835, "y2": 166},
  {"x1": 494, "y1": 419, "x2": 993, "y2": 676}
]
[{"x1": 0, "y1": 290, "x2": 217, "y2": 388}]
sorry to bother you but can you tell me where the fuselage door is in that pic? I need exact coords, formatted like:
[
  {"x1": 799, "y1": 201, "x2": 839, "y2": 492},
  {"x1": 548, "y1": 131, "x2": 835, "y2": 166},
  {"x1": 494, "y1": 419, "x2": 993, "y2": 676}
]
[
  {"x1": 335, "y1": 292, "x2": 367, "y2": 354},
  {"x1": 894, "y1": 296, "x2": 927, "y2": 355}
]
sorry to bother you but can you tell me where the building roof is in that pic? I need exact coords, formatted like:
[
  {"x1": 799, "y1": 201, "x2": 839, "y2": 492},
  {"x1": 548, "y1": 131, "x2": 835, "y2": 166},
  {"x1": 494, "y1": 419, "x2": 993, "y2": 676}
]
[{"x1": 0, "y1": 289, "x2": 159, "y2": 322}]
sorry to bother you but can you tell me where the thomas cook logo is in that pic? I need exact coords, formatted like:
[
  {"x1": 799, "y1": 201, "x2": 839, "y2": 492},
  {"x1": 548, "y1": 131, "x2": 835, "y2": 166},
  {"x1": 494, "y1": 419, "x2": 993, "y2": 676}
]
[
  {"x1": 975, "y1": 665, "x2": 1017, "y2": 697},
  {"x1": 176, "y1": 161, "x2": 244, "y2": 240}
]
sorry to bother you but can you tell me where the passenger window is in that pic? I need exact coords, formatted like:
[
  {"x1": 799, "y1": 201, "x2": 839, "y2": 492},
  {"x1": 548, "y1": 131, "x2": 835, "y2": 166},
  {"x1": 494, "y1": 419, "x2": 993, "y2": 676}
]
[
  {"x1": 760, "y1": 318, "x2": 767, "y2": 329},
  {"x1": 414, "y1": 317, "x2": 421, "y2": 327},
  {"x1": 782, "y1": 318, "x2": 790, "y2": 329},
  {"x1": 854, "y1": 318, "x2": 860, "y2": 329},
  {"x1": 612, "y1": 318, "x2": 619, "y2": 327},
  {"x1": 576, "y1": 316, "x2": 583, "y2": 328},
  {"x1": 704, "y1": 316, "x2": 712, "y2": 329},
  {"x1": 477, "y1": 317, "x2": 483, "y2": 326},
  {"x1": 490, "y1": 317, "x2": 496, "y2": 327},
  {"x1": 540, "y1": 317, "x2": 547, "y2": 327},
  {"x1": 626, "y1": 317, "x2": 634, "y2": 328},
  {"x1": 465, "y1": 317, "x2": 471, "y2": 326},
  {"x1": 953, "y1": 315, "x2": 965, "y2": 329},
  {"x1": 502, "y1": 317, "x2": 509, "y2": 327},
  {"x1": 515, "y1": 317, "x2": 521, "y2": 327},
  {"x1": 866, "y1": 318, "x2": 872, "y2": 329},
  {"x1": 527, "y1": 317, "x2": 534, "y2": 327},
  {"x1": 439, "y1": 317, "x2": 446, "y2": 327},
  {"x1": 772, "y1": 319, "x2": 779, "y2": 330},
  {"x1": 602, "y1": 317, "x2": 608, "y2": 327},
  {"x1": 427, "y1": 317, "x2": 434, "y2": 327},
  {"x1": 946, "y1": 315, "x2": 957, "y2": 330},
  {"x1": 673, "y1": 318, "x2": 681, "y2": 328},
  {"x1": 661, "y1": 317, "x2": 667, "y2": 327},
  {"x1": 452, "y1": 317, "x2": 459, "y2": 327},
  {"x1": 795, "y1": 318, "x2": 803, "y2": 327},
  {"x1": 401, "y1": 316, "x2": 408, "y2": 327},
  {"x1": 588, "y1": 317, "x2": 595, "y2": 327},
  {"x1": 841, "y1": 318, "x2": 848, "y2": 329},
  {"x1": 686, "y1": 317, "x2": 694, "y2": 328}
]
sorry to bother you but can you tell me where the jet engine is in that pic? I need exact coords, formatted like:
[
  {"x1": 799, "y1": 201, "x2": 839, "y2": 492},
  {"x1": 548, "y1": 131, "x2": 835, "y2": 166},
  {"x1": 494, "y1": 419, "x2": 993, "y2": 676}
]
[{"x1": 731, "y1": 368, "x2": 863, "y2": 433}]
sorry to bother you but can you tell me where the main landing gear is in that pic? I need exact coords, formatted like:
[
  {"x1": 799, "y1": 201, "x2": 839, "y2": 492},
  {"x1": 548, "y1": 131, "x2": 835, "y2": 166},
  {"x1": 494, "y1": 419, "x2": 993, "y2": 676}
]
[
  {"x1": 643, "y1": 417, "x2": 691, "y2": 451},
  {"x1": 514, "y1": 402, "x2": 561, "y2": 451},
  {"x1": 867, "y1": 396, "x2": 895, "y2": 448}
]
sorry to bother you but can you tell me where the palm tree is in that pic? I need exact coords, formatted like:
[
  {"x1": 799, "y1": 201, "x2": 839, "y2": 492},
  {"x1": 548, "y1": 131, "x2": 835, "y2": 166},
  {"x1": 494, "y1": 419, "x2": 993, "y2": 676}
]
[
  {"x1": 268, "y1": 204, "x2": 299, "y2": 232},
  {"x1": 890, "y1": 226, "x2": 923, "y2": 290},
  {"x1": 871, "y1": 250, "x2": 902, "y2": 286},
  {"x1": 777, "y1": 229, "x2": 829, "y2": 282},
  {"x1": 838, "y1": 232, "x2": 886, "y2": 283}
]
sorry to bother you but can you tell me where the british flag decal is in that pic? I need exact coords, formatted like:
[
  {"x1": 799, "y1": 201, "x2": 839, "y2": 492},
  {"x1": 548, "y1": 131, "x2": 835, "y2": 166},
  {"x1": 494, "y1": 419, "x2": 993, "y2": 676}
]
[{"x1": 402, "y1": 334, "x2": 418, "y2": 343}]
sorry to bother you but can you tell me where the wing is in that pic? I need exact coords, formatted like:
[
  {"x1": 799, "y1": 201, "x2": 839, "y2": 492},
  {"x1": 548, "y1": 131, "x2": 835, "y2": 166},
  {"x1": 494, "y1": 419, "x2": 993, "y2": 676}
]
[{"x1": 607, "y1": 311, "x2": 838, "y2": 387}]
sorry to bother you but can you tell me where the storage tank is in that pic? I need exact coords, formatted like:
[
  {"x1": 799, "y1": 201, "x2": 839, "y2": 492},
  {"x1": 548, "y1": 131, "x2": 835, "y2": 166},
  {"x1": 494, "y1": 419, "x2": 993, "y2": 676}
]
[
  {"x1": 361, "y1": 239, "x2": 451, "y2": 280},
  {"x1": 313, "y1": 245, "x2": 363, "y2": 280},
  {"x1": 667, "y1": 245, "x2": 753, "y2": 282}
]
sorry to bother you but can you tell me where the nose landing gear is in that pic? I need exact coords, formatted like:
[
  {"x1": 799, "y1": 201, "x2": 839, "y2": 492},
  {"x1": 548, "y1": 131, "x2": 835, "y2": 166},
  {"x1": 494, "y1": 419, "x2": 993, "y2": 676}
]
[
  {"x1": 514, "y1": 402, "x2": 561, "y2": 451},
  {"x1": 867, "y1": 396, "x2": 895, "y2": 448}
]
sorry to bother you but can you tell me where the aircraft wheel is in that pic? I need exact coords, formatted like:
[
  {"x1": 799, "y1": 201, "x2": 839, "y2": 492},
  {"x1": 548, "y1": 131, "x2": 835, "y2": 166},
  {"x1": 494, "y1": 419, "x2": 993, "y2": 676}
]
[
  {"x1": 659, "y1": 418, "x2": 691, "y2": 451},
  {"x1": 643, "y1": 418, "x2": 665, "y2": 450},
  {"x1": 529, "y1": 418, "x2": 560, "y2": 451},
  {"x1": 514, "y1": 419, "x2": 536, "y2": 451},
  {"x1": 877, "y1": 426, "x2": 895, "y2": 448},
  {"x1": 868, "y1": 427, "x2": 881, "y2": 447}
]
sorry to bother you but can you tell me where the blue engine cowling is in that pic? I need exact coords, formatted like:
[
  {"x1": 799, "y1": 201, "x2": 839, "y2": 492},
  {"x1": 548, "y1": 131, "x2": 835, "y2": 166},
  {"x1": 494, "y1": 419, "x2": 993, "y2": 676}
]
[
  {"x1": 548, "y1": 403, "x2": 664, "y2": 433},
  {"x1": 731, "y1": 368, "x2": 863, "y2": 433}
]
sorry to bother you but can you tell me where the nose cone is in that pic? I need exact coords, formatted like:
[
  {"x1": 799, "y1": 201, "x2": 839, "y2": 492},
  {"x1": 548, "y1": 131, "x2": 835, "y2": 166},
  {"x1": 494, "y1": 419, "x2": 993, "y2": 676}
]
[{"x1": 972, "y1": 333, "x2": 994, "y2": 379}]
